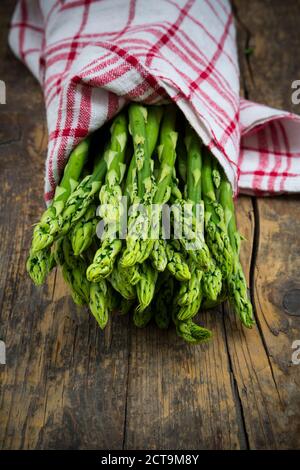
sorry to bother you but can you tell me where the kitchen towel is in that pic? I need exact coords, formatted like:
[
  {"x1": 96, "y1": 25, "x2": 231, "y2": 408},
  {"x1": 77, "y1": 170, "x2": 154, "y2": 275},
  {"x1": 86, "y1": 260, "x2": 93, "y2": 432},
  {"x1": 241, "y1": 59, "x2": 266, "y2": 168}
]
[{"x1": 9, "y1": 0, "x2": 300, "y2": 203}]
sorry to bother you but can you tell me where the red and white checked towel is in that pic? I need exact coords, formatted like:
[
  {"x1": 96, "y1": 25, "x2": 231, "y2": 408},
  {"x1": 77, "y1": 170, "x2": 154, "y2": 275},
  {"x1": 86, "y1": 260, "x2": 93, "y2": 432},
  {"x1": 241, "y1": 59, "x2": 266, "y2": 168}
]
[{"x1": 9, "y1": 0, "x2": 300, "y2": 203}]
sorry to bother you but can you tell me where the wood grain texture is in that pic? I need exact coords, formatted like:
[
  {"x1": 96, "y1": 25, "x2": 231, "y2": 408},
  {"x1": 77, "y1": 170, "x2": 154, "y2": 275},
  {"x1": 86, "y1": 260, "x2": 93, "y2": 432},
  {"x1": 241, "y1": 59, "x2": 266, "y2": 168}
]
[
  {"x1": 0, "y1": 0, "x2": 300, "y2": 450},
  {"x1": 230, "y1": 0, "x2": 300, "y2": 449}
]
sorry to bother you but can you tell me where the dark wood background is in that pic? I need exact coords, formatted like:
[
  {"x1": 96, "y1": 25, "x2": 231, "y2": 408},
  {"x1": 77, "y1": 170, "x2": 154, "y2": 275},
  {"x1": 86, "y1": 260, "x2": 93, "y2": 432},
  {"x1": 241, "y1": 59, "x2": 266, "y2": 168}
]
[{"x1": 1, "y1": 0, "x2": 300, "y2": 450}]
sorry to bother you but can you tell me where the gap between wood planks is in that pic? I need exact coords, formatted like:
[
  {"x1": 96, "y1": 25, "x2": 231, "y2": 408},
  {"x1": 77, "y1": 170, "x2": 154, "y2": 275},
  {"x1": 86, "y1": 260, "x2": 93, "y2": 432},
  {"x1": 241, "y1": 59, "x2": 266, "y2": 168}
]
[{"x1": 233, "y1": 0, "x2": 283, "y2": 401}]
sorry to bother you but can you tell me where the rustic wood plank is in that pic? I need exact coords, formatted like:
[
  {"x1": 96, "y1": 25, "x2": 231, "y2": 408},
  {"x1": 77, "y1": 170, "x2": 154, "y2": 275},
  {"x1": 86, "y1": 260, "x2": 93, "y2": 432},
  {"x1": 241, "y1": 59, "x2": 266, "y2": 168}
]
[
  {"x1": 124, "y1": 312, "x2": 248, "y2": 450},
  {"x1": 1, "y1": 0, "x2": 300, "y2": 451},
  {"x1": 225, "y1": 0, "x2": 300, "y2": 449},
  {"x1": 0, "y1": 0, "x2": 129, "y2": 450},
  {"x1": 233, "y1": 0, "x2": 300, "y2": 112},
  {"x1": 122, "y1": 185, "x2": 254, "y2": 449}
]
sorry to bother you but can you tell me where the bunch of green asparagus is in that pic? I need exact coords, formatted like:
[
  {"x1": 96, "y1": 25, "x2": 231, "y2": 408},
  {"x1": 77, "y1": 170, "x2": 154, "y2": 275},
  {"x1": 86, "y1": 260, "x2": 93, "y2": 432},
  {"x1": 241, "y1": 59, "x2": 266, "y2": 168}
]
[{"x1": 27, "y1": 103, "x2": 254, "y2": 345}]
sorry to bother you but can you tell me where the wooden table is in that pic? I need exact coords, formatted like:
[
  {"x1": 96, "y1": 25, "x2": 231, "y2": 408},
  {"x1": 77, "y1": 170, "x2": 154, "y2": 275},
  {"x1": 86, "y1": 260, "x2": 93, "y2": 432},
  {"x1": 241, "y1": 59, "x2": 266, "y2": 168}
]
[{"x1": 1, "y1": 0, "x2": 300, "y2": 450}]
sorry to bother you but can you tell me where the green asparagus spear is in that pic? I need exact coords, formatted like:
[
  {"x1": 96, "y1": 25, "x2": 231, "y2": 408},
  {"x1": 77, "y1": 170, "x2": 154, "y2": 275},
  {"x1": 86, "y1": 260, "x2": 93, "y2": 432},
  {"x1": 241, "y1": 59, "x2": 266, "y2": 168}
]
[
  {"x1": 174, "y1": 316, "x2": 212, "y2": 344},
  {"x1": 59, "y1": 237, "x2": 90, "y2": 305},
  {"x1": 123, "y1": 105, "x2": 178, "y2": 267},
  {"x1": 136, "y1": 262, "x2": 158, "y2": 312},
  {"x1": 185, "y1": 126, "x2": 202, "y2": 208},
  {"x1": 108, "y1": 259, "x2": 136, "y2": 300},
  {"x1": 71, "y1": 203, "x2": 98, "y2": 255},
  {"x1": 121, "y1": 105, "x2": 164, "y2": 267},
  {"x1": 150, "y1": 239, "x2": 168, "y2": 272},
  {"x1": 123, "y1": 105, "x2": 162, "y2": 205},
  {"x1": 202, "y1": 260, "x2": 222, "y2": 302},
  {"x1": 125, "y1": 264, "x2": 142, "y2": 286},
  {"x1": 124, "y1": 151, "x2": 137, "y2": 203},
  {"x1": 99, "y1": 112, "x2": 128, "y2": 218},
  {"x1": 176, "y1": 261, "x2": 203, "y2": 307},
  {"x1": 86, "y1": 237, "x2": 122, "y2": 281},
  {"x1": 124, "y1": 105, "x2": 163, "y2": 205},
  {"x1": 59, "y1": 154, "x2": 106, "y2": 234},
  {"x1": 144, "y1": 106, "x2": 164, "y2": 159},
  {"x1": 26, "y1": 247, "x2": 55, "y2": 286},
  {"x1": 166, "y1": 240, "x2": 191, "y2": 281},
  {"x1": 153, "y1": 105, "x2": 178, "y2": 205},
  {"x1": 65, "y1": 239, "x2": 90, "y2": 302},
  {"x1": 89, "y1": 280, "x2": 113, "y2": 329},
  {"x1": 30, "y1": 139, "x2": 90, "y2": 253},
  {"x1": 87, "y1": 112, "x2": 128, "y2": 279},
  {"x1": 202, "y1": 148, "x2": 233, "y2": 279},
  {"x1": 184, "y1": 125, "x2": 211, "y2": 269},
  {"x1": 176, "y1": 291, "x2": 202, "y2": 321},
  {"x1": 219, "y1": 175, "x2": 254, "y2": 328}
]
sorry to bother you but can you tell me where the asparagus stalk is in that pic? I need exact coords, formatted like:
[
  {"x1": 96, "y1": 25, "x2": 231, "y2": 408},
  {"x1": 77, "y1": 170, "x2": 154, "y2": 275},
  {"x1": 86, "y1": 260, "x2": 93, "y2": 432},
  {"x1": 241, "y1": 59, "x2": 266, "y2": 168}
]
[
  {"x1": 86, "y1": 237, "x2": 122, "y2": 281},
  {"x1": 121, "y1": 105, "x2": 164, "y2": 267},
  {"x1": 89, "y1": 280, "x2": 114, "y2": 329},
  {"x1": 59, "y1": 154, "x2": 106, "y2": 234},
  {"x1": 136, "y1": 262, "x2": 158, "y2": 312},
  {"x1": 124, "y1": 151, "x2": 137, "y2": 203},
  {"x1": 130, "y1": 103, "x2": 151, "y2": 200},
  {"x1": 108, "y1": 259, "x2": 136, "y2": 300},
  {"x1": 202, "y1": 148, "x2": 233, "y2": 279},
  {"x1": 184, "y1": 125, "x2": 211, "y2": 269},
  {"x1": 145, "y1": 106, "x2": 164, "y2": 160},
  {"x1": 118, "y1": 103, "x2": 150, "y2": 268},
  {"x1": 185, "y1": 128, "x2": 223, "y2": 300},
  {"x1": 26, "y1": 247, "x2": 55, "y2": 286},
  {"x1": 166, "y1": 240, "x2": 191, "y2": 281},
  {"x1": 125, "y1": 105, "x2": 178, "y2": 267},
  {"x1": 185, "y1": 126, "x2": 202, "y2": 207},
  {"x1": 219, "y1": 175, "x2": 254, "y2": 328},
  {"x1": 150, "y1": 239, "x2": 168, "y2": 272},
  {"x1": 86, "y1": 112, "x2": 128, "y2": 280},
  {"x1": 30, "y1": 139, "x2": 90, "y2": 253},
  {"x1": 122, "y1": 105, "x2": 163, "y2": 206},
  {"x1": 176, "y1": 291, "x2": 202, "y2": 321},
  {"x1": 71, "y1": 203, "x2": 98, "y2": 255},
  {"x1": 60, "y1": 237, "x2": 90, "y2": 305},
  {"x1": 202, "y1": 260, "x2": 222, "y2": 302},
  {"x1": 26, "y1": 104, "x2": 255, "y2": 346},
  {"x1": 99, "y1": 112, "x2": 128, "y2": 217},
  {"x1": 153, "y1": 105, "x2": 178, "y2": 205},
  {"x1": 125, "y1": 264, "x2": 142, "y2": 286},
  {"x1": 176, "y1": 261, "x2": 203, "y2": 307},
  {"x1": 170, "y1": 188, "x2": 208, "y2": 266},
  {"x1": 173, "y1": 316, "x2": 212, "y2": 344}
]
